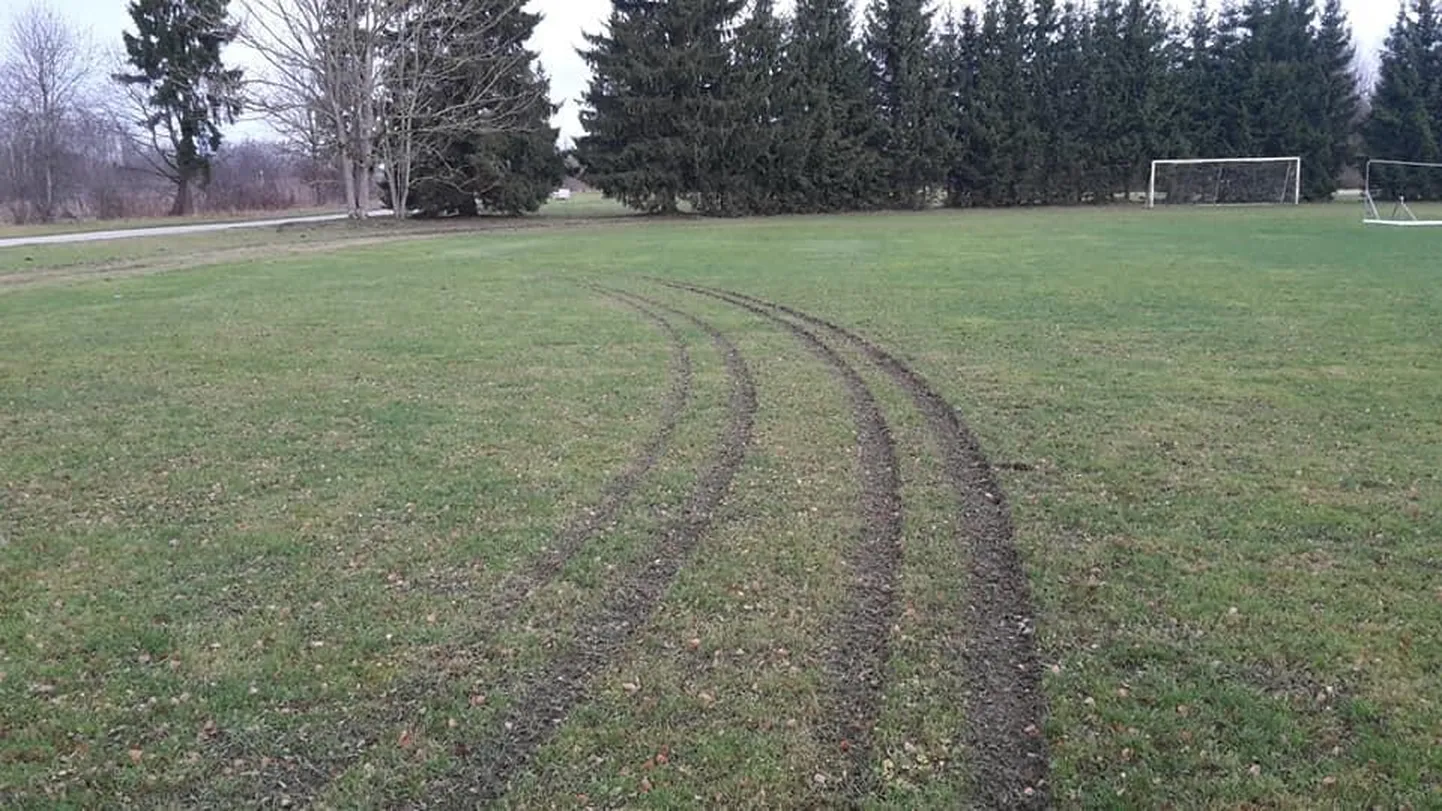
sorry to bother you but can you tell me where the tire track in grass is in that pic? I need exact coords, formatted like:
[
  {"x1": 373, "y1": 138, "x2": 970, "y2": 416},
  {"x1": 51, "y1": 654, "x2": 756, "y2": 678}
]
[
  {"x1": 172, "y1": 292, "x2": 694, "y2": 810},
  {"x1": 468, "y1": 290, "x2": 693, "y2": 629},
  {"x1": 663, "y1": 283, "x2": 904, "y2": 800},
  {"x1": 667, "y1": 281, "x2": 1050, "y2": 808},
  {"x1": 467, "y1": 288, "x2": 757, "y2": 802}
]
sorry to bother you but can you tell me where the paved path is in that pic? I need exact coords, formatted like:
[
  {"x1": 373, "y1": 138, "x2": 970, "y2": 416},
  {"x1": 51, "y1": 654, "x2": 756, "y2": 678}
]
[{"x1": 0, "y1": 210, "x2": 391, "y2": 249}]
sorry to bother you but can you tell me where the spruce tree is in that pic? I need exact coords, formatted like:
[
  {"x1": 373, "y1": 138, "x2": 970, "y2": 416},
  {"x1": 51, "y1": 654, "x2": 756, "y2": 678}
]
[
  {"x1": 1210, "y1": 2, "x2": 1258, "y2": 158},
  {"x1": 864, "y1": 0, "x2": 950, "y2": 208},
  {"x1": 1048, "y1": 2, "x2": 1090, "y2": 202},
  {"x1": 1083, "y1": 0, "x2": 1129, "y2": 199},
  {"x1": 1248, "y1": 0, "x2": 1318, "y2": 180},
  {"x1": 1180, "y1": 0, "x2": 1222, "y2": 157},
  {"x1": 781, "y1": 0, "x2": 886, "y2": 211},
  {"x1": 577, "y1": 0, "x2": 743, "y2": 213},
  {"x1": 993, "y1": 0, "x2": 1034, "y2": 204},
  {"x1": 1118, "y1": 0, "x2": 1175, "y2": 198},
  {"x1": 937, "y1": 9, "x2": 986, "y2": 207},
  {"x1": 385, "y1": 0, "x2": 563, "y2": 217},
  {"x1": 115, "y1": 0, "x2": 243, "y2": 216},
  {"x1": 714, "y1": 0, "x2": 785, "y2": 215},
  {"x1": 1365, "y1": 2, "x2": 1442, "y2": 198},
  {"x1": 1312, "y1": 0, "x2": 1360, "y2": 198}
]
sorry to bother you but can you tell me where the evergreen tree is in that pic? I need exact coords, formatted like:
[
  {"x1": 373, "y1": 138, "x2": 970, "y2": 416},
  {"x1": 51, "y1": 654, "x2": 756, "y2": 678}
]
[
  {"x1": 712, "y1": 0, "x2": 785, "y2": 215},
  {"x1": 1204, "y1": 2, "x2": 1252, "y2": 157},
  {"x1": 577, "y1": 0, "x2": 743, "y2": 213},
  {"x1": 384, "y1": 0, "x2": 563, "y2": 217},
  {"x1": 1197, "y1": 0, "x2": 1352, "y2": 198},
  {"x1": 115, "y1": 0, "x2": 243, "y2": 216},
  {"x1": 864, "y1": 0, "x2": 949, "y2": 208},
  {"x1": 1027, "y1": 0, "x2": 1097, "y2": 203},
  {"x1": 780, "y1": 0, "x2": 886, "y2": 211},
  {"x1": 1312, "y1": 0, "x2": 1360, "y2": 197},
  {"x1": 1048, "y1": 2, "x2": 1090, "y2": 202},
  {"x1": 1180, "y1": 0, "x2": 1223, "y2": 156},
  {"x1": 1243, "y1": 0, "x2": 1316, "y2": 175},
  {"x1": 937, "y1": 9, "x2": 984, "y2": 206},
  {"x1": 992, "y1": 0, "x2": 1035, "y2": 204},
  {"x1": 732, "y1": 0, "x2": 790, "y2": 212},
  {"x1": 1365, "y1": 1, "x2": 1442, "y2": 198},
  {"x1": 1115, "y1": 0, "x2": 1174, "y2": 198},
  {"x1": 1083, "y1": 0, "x2": 1132, "y2": 199},
  {"x1": 571, "y1": 0, "x2": 1373, "y2": 215}
]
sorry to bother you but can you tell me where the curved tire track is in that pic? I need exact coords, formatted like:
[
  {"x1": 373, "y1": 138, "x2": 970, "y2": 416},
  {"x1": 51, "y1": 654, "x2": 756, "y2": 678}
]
[
  {"x1": 178, "y1": 291, "x2": 695, "y2": 810},
  {"x1": 664, "y1": 284, "x2": 904, "y2": 799},
  {"x1": 468, "y1": 288, "x2": 757, "y2": 802},
  {"x1": 471, "y1": 290, "x2": 693, "y2": 628},
  {"x1": 666, "y1": 281, "x2": 1049, "y2": 808}
]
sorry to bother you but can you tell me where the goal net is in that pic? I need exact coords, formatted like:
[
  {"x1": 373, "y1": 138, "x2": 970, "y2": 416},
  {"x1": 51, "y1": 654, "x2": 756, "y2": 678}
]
[
  {"x1": 1363, "y1": 159, "x2": 1442, "y2": 226},
  {"x1": 1148, "y1": 157, "x2": 1302, "y2": 207}
]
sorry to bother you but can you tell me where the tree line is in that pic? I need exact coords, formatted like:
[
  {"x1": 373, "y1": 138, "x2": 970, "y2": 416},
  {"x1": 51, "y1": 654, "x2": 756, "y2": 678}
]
[
  {"x1": 1365, "y1": 0, "x2": 1442, "y2": 198},
  {"x1": 578, "y1": 0, "x2": 1376, "y2": 214},
  {"x1": 7, "y1": 0, "x2": 1442, "y2": 224},
  {"x1": 0, "y1": 0, "x2": 565, "y2": 223},
  {"x1": 242, "y1": 0, "x2": 563, "y2": 220},
  {"x1": 0, "y1": 3, "x2": 351, "y2": 223}
]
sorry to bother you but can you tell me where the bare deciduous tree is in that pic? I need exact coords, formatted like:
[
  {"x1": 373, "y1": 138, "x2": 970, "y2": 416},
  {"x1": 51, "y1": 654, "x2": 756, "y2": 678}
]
[
  {"x1": 241, "y1": 0, "x2": 543, "y2": 219},
  {"x1": 0, "y1": 4, "x2": 98, "y2": 223},
  {"x1": 373, "y1": 0, "x2": 539, "y2": 218},
  {"x1": 241, "y1": 0, "x2": 389, "y2": 218}
]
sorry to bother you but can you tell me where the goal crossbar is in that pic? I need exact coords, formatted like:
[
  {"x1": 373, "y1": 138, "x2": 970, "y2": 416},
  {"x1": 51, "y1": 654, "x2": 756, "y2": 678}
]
[
  {"x1": 1148, "y1": 157, "x2": 1302, "y2": 208},
  {"x1": 1363, "y1": 159, "x2": 1442, "y2": 226}
]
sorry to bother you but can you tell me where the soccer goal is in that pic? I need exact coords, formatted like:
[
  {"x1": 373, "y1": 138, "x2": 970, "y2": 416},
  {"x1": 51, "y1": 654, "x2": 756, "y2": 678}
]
[
  {"x1": 1363, "y1": 159, "x2": 1442, "y2": 226},
  {"x1": 1148, "y1": 157, "x2": 1302, "y2": 208}
]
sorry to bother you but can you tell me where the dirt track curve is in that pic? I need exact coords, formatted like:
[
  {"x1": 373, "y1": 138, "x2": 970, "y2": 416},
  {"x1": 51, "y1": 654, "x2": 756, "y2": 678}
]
[
  {"x1": 466, "y1": 288, "x2": 758, "y2": 802},
  {"x1": 469, "y1": 289, "x2": 694, "y2": 633},
  {"x1": 663, "y1": 281, "x2": 1050, "y2": 808},
  {"x1": 664, "y1": 283, "x2": 906, "y2": 800}
]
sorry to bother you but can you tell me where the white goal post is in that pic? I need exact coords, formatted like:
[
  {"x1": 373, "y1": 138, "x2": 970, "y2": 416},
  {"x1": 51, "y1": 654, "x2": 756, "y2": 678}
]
[
  {"x1": 1363, "y1": 159, "x2": 1442, "y2": 226},
  {"x1": 1148, "y1": 157, "x2": 1302, "y2": 208}
]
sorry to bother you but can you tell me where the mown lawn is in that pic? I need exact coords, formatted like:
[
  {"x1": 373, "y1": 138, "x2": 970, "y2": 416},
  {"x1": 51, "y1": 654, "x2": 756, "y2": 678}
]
[{"x1": 1, "y1": 203, "x2": 1438, "y2": 808}]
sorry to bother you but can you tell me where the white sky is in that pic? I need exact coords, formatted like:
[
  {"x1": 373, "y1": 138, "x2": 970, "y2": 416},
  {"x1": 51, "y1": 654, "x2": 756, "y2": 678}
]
[{"x1": 0, "y1": 0, "x2": 1397, "y2": 144}]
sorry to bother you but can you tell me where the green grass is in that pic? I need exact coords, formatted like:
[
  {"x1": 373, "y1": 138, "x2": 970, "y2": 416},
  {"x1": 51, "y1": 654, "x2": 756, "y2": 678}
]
[{"x1": 2, "y1": 204, "x2": 1439, "y2": 808}]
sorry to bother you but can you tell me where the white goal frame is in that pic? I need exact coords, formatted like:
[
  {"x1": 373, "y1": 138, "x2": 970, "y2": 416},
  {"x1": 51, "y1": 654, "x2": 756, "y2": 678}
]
[
  {"x1": 1148, "y1": 157, "x2": 1302, "y2": 208},
  {"x1": 1363, "y1": 159, "x2": 1442, "y2": 226}
]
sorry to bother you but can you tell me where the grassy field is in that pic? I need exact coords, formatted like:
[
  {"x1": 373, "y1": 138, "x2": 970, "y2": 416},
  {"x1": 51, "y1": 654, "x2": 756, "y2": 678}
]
[{"x1": 1, "y1": 203, "x2": 1439, "y2": 808}]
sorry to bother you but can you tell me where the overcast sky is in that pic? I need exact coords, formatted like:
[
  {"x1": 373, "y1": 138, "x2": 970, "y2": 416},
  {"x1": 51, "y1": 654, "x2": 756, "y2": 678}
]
[{"x1": 0, "y1": 0, "x2": 1398, "y2": 144}]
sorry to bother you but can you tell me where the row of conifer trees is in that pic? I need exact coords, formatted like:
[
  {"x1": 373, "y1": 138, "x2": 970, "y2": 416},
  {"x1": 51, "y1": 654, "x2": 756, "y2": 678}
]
[{"x1": 575, "y1": 0, "x2": 1375, "y2": 215}]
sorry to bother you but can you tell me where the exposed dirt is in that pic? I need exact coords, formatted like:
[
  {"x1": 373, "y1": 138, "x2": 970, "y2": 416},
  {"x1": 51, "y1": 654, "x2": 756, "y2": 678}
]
[
  {"x1": 662, "y1": 282, "x2": 904, "y2": 800},
  {"x1": 672, "y1": 282, "x2": 1051, "y2": 808},
  {"x1": 463, "y1": 289, "x2": 758, "y2": 802},
  {"x1": 155, "y1": 289, "x2": 694, "y2": 810},
  {"x1": 468, "y1": 288, "x2": 694, "y2": 631}
]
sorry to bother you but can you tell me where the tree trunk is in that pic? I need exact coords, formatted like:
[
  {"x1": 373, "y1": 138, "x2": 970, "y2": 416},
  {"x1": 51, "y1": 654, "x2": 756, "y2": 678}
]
[
  {"x1": 355, "y1": 123, "x2": 372, "y2": 216},
  {"x1": 353, "y1": 162, "x2": 370, "y2": 217},
  {"x1": 43, "y1": 163, "x2": 55, "y2": 223},
  {"x1": 170, "y1": 177, "x2": 193, "y2": 216},
  {"x1": 387, "y1": 163, "x2": 409, "y2": 219}
]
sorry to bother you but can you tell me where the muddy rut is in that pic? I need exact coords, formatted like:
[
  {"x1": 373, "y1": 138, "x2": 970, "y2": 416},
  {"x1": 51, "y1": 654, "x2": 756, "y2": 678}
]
[
  {"x1": 165, "y1": 291, "x2": 699, "y2": 809},
  {"x1": 665, "y1": 281, "x2": 1050, "y2": 808},
  {"x1": 469, "y1": 289, "x2": 694, "y2": 633},
  {"x1": 465, "y1": 289, "x2": 758, "y2": 802},
  {"x1": 663, "y1": 283, "x2": 905, "y2": 800}
]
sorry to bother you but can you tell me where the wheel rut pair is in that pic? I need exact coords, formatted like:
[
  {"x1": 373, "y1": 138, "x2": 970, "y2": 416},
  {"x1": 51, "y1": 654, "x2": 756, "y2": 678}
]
[{"x1": 462, "y1": 282, "x2": 1048, "y2": 808}]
